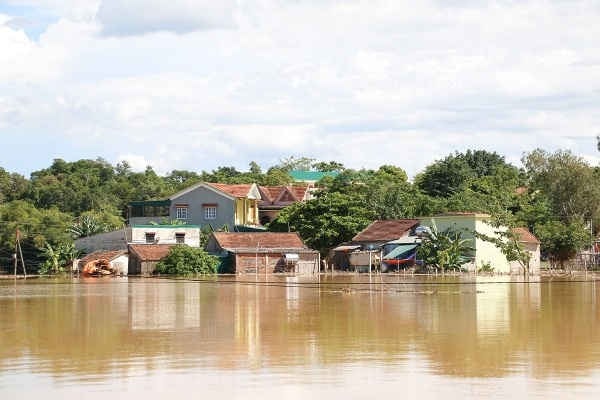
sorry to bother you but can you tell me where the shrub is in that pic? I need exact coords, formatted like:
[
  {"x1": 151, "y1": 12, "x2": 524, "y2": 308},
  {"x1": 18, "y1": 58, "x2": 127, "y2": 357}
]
[{"x1": 155, "y1": 245, "x2": 219, "y2": 275}]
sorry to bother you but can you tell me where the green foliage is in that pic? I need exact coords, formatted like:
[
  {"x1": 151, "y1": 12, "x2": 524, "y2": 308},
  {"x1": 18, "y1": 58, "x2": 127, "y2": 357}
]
[
  {"x1": 155, "y1": 245, "x2": 219, "y2": 275},
  {"x1": 270, "y1": 191, "x2": 374, "y2": 254},
  {"x1": 523, "y1": 149, "x2": 600, "y2": 224},
  {"x1": 415, "y1": 150, "x2": 516, "y2": 197},
  {"x1": 417, "y1": 222, "x2": 474, "y2": 271},
  {"x1": 534, "y1": 220, "x2": 589, "y2": 266},
  {"x1": 39, "y1": 242, "x2": 81, "y2": 275},
  {"x1": 478, "y1": 261, "x2": 494, "y2": 274},
  {"x1": 69, "y1": 210, "x2": 123, "y2": 238}
]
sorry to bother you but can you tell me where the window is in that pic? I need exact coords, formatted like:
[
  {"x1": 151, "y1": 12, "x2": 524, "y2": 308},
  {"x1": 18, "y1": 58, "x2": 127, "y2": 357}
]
[
  {"x1": 204, "y1": 206, "x2": 217, "y2": 220},
  {"x1": 145, "y1": 232, "x2": 156, "y2": 243},
  {"x1": 175, "y1": 233, "x2": 185, "y2": 244},
  {"x1": 176, "y1": 206, "x2": 188, "y2": 220}
]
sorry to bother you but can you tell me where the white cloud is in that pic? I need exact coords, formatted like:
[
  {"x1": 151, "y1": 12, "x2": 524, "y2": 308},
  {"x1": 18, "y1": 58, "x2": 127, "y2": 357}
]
[
  {"x1": 96, "y1": 0, "x2": 237, "y2": 36},
  {"x1": 1, "y1": 0, "x2": 600, "y2": 177}
]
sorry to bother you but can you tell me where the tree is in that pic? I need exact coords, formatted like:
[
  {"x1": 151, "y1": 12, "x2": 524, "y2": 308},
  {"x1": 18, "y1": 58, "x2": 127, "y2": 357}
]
[
  {"x1": 39, "y1": 242, "x2": 81, "y2": 275},
  {"x1": 69, "y1": 211, "x2": 123, "y2": 238},
  {"x1": 278, "y1": 156, "x2": 316, "y2": 172},
  {"x1": 534, "y1": 220, "x2": 589, "y2": 267},
  {"x1": 415, "y1": 150, "x2": 516, "y2": 197},
  {"x1": 417, "y1": 222, "x2": 474, "y2": 272},
  {"x1": 312, "y1": 161, "x2": 345, "y2": 172},
  {"x1": 523, "y1": 149, "x2": 600, "y2": 225},
  {"x1": 155, "y1": 245, "x2": 219, "y2": 275},
  {"x1": 270, "y1": 191, "x2": 374, "y2": 254}
]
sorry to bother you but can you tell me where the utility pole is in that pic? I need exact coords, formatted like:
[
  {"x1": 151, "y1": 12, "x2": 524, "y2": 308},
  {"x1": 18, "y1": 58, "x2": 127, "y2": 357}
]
[{"x1": 15, "y1": 228, "x2": 27, "y2": 278}]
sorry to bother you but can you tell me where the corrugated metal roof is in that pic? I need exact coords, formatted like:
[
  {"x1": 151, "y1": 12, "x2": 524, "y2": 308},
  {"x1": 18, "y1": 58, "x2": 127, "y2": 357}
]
[
  {"x1": 289, "y1": 170, "x2": 339, "y2": 182},
  {"x1": 383, "y1": 244, "x2": 418, "y2": 260}
]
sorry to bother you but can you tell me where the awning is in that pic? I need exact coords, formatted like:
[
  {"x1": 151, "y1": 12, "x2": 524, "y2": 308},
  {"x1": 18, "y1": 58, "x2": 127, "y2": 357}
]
[
  {"x1": 383, "y1": 244, "x2": 418, "y2": 260},
  {"x1": 333, "y1": 245, "x2": 361, "y2": 252}
]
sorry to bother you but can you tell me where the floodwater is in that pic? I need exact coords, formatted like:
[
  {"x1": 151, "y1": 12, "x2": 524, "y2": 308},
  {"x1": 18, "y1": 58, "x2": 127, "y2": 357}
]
[{"x1": 1, "y1": 275, "x2": 600, "y2": 399}]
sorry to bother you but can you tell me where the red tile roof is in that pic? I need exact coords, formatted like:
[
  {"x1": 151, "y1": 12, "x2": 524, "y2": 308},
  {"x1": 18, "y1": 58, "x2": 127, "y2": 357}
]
[
  {"x1": 352, "y1": 219, "x2": 420, "y2": 242},
  {"x1": 212, "y1": 232, "x2": 307, "y2": 250},
  {"x1": 79, "y1": 250, "x2": 127, "y2": 267},
  {"x1": 128, "y1": 244, "x2": 174, "y2": 261},
  {"x1": 258, "y1": 185, "x2": 310, "y2": 206},
  {"x1": 206, "y1": 183, "x2": 253, "y2": 198},
  {"x1": 258, "y1": 186, "x2": 285, "y2": 202},
  {"x1": 511, "y1": 227, "x2": 540, "y2": 244},
  {"x1": 289, "y1": 185, "x2": 310, "y2": 200}
]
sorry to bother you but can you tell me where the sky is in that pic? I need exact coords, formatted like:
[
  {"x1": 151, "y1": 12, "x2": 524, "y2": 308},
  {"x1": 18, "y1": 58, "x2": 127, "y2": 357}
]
[{"x1": 0, "y1": 0, "x2": 599, "y2": 178}]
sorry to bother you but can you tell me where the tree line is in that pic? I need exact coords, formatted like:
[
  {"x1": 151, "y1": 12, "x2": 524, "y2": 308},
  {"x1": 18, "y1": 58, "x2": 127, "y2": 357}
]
[{"x1": 0, "y1": 150, "x2": 598, "y2": 272}]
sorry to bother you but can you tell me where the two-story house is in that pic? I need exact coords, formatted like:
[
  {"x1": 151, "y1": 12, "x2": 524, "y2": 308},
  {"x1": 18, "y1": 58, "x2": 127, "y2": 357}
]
[{"x1": 128, "y1": 182, "x2": 262, "y2": 231}]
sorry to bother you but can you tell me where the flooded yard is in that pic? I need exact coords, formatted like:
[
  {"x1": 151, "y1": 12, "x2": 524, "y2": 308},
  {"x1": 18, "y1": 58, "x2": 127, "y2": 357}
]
[{"x1": 1, "y1": 275, "x2": 600, "y2": 399}]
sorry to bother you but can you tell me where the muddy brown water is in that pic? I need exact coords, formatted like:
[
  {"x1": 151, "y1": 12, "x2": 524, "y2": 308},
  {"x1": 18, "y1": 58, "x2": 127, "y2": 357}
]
[{"x1": 1, "y1": 275, "x2": 600, "y2": 399}]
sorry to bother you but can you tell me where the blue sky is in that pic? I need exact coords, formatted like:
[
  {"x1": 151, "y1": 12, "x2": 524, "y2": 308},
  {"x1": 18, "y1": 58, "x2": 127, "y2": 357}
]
[{"x1": 0, "y1": 0, "x2": 599, "y2": 178}]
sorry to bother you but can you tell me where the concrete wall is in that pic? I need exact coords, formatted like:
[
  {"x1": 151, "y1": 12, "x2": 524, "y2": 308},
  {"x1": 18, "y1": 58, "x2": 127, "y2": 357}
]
[
  {"x1": 130, "y1": 226, "x2": 201, "y2": 247},
  {"x1": 169, "y1": 185, "x2": 236, "y2": 230},
  {"x1": 419, "y1": 216, "x2": 512, "y2": 274},
  {"x1": 110, "y1": 254, "x2": 129, "y2": 275},
  {"x1": 233, "y1": 252, "x2": 318, "y2": 274},
  {"x1": 474, "y1": 219, "x2": 511, "y2": 273},
  {"x1": 128, "y1": 257, "x2": 159, "y2": 276},
  {"x1": 509, "y1": 242, "x2": 541, "y2": 275},
  {"x1": 75, "y1": 228, "x2": 130, "y2": 253}
]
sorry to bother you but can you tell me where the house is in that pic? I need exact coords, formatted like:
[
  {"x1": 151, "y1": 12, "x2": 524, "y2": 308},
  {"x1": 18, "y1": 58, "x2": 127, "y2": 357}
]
[
  {"x1": 78, "y1": 250, "x2": 129, "y2": 275},
  {"x1": 257, "y1": 185, "x2": 311, "y2": 225},
  {"x1": 75, "y1": 225, "x2": 201, "y2": 253},
  {"x1": 330, "y1": 219, "x2": 420, "y2": 271},
  {"x1": 510, "y1": 227, "x2": 541, "y2": 275},
  {"x1": 75, "y1": 228, "x2": 129, "y2": 253},
  {"x1": 419, "y1": 213, "x2": 512, "y2": 273},
  {"x1": 129, "y1": 224, "x2": 201, "y2": 247},
  {"x1": 128, "y1": 182, "x2": 262, "y2": 231},
  {"x1": 206, "y1": 232, "x2": 319, "y2": 274},
  {"x1": 352, "y1": 219, "x2": 421, "y2": 248},
  {"x1": 128, "y1": 244, "x2": 174, "y2": 275},
  {"x1": 289, "y1": 170, "x2": 339, "y2": 184}
]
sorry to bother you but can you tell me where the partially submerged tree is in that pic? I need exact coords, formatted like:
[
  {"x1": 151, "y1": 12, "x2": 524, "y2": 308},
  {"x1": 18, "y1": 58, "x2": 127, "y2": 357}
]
[{"x1": 155, "y1": 245, "x2": 219, "y2": 275}]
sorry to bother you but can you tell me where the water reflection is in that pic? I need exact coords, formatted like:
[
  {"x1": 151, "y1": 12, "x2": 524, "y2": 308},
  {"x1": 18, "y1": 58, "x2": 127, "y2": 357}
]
[{"x1": 1, "y1": 276, "x2": 600, "y2": 391}]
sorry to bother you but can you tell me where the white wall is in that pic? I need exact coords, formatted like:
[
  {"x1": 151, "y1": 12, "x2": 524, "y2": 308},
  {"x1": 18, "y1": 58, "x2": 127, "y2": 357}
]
[{"x1": 130, "y1": 226, "x2": 201, "y2": 247}]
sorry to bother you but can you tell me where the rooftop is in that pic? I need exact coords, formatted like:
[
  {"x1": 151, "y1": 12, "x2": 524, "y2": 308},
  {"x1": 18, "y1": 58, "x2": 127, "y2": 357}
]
[
  {"x1": 212, "y1": 232, "x2": 308, "y2": 250},
  {"x1": 352, "y1": 219, "x2": 420, "y2": 242},
  {"x1": 128, "y1": 244, "x2": 174, "y2": 261},
  {"x1": 511, "y1": 227, "x2": 540, "y2": 244},
  {"x1": 205, "y1": 183, "x2": 257, "y2": 198},
  {"x1": 289, "y1": 170, "x2": 339, "y2": 182},
  {"x1": 79, "y1": 250, "x2": 127, "y2": 266}
]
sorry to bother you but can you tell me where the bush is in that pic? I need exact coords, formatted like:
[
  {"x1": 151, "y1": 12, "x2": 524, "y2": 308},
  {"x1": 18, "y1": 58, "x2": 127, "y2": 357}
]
[{"x1": 155, "y1": 245, "x2": 219, "y2": 275}]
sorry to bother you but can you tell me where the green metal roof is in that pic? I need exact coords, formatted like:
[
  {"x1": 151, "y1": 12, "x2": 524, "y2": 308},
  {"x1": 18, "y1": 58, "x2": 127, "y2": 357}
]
[
  {"x1": 383, "y1": 244, "x2": 418, "y2": 260},
  {"x1": 128, "y1": 200, "x2": 171, "y2": 207},
  {"x1": 289, "y1": 170, "x2": 339, "y2": 182},
  {"x1": 132, "y1": 224, "x2": 200, "y2": 228}
]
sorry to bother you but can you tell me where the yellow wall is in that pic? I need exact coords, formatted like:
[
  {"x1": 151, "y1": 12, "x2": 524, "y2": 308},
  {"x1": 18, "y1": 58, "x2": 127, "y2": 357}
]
[
  {"x1": 235, "y1": 198, "x2": 259, "y2": 225},
  {"x1": 474, "y1": 219, "x2": 510, "y2": 273}
]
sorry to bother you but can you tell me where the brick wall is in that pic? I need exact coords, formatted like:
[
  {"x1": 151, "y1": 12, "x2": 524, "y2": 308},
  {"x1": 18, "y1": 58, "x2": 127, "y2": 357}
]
[{"x1": 234, "y1": 252, "x2": 318, "y2": 274}]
